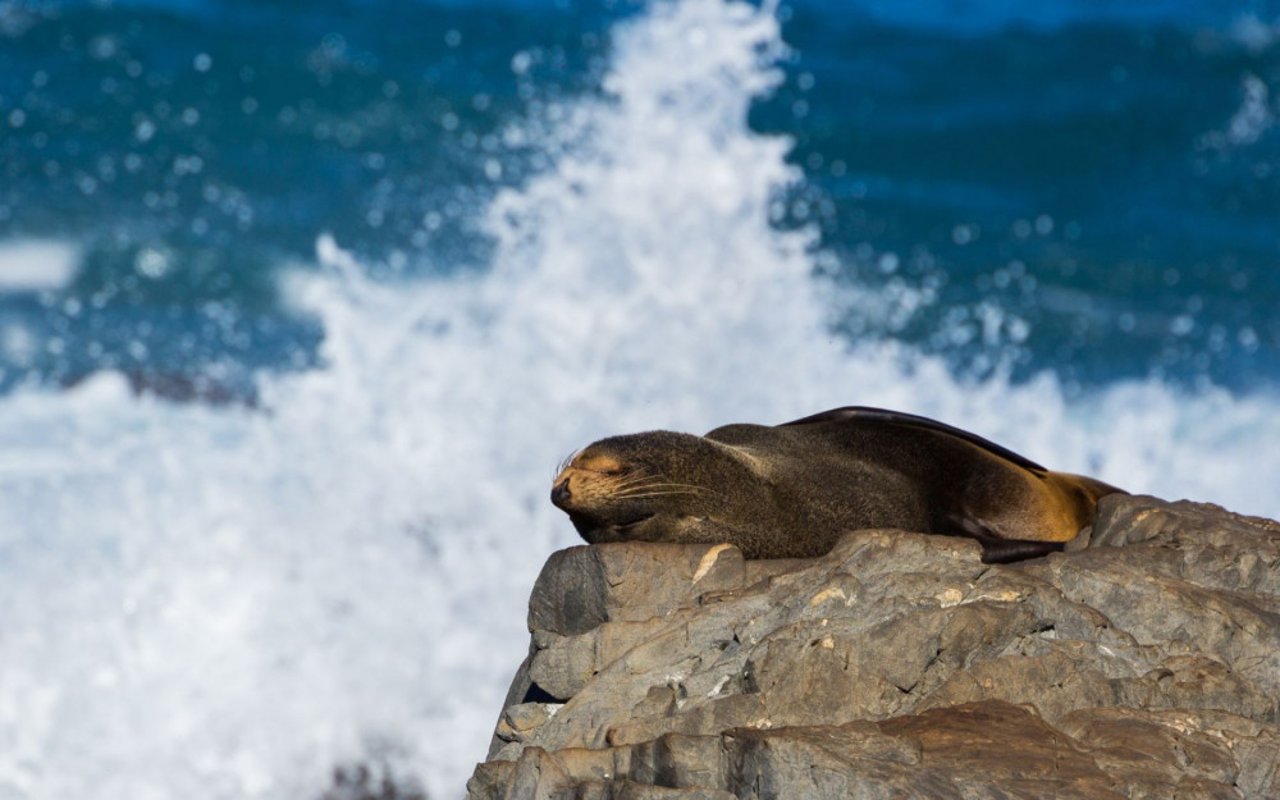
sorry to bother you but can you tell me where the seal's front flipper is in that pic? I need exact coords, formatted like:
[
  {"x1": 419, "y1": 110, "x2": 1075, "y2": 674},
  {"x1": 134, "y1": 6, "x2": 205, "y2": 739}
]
[{"x1": 668, "y1": 515, "x2": 835, "y2": 560}]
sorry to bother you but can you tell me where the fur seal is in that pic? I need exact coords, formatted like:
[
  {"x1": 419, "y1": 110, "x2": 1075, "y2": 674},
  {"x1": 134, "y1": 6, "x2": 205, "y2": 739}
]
[{"x1": 550, "y1": 406, "x2": 1124, "y2": 563}]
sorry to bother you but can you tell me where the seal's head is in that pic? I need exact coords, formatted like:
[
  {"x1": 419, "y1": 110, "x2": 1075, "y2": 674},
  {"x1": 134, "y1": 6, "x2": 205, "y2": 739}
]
[{"x1": 550, "y1": 430, "x2": 738, "y2": 544}]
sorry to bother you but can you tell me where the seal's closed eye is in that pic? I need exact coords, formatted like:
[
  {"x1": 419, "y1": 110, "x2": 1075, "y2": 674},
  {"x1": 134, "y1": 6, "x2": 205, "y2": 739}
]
[{"x1": 575, "y1": 454, "x2": 627, "y2": 475}]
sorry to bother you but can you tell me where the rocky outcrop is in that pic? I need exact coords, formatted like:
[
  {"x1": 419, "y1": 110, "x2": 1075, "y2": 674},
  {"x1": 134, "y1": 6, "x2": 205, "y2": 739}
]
[{"x1": 466, "y1": 495, "x2": 1280, "y2": 799}]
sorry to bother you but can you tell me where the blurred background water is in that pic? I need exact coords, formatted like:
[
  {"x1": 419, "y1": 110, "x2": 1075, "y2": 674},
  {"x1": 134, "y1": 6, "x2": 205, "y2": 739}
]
[{"x1": 1, "y1": 1, "x2": 1278, "y2": 798}]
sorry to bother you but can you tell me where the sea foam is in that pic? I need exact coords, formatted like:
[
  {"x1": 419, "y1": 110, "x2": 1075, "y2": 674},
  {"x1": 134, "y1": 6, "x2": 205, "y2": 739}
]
[
  {"x1": 1, "y1": 1, "x2": 1278, "y2": 798},
  {"x1": 0, "y1": 239, "x2": 80, "y2": 292}
]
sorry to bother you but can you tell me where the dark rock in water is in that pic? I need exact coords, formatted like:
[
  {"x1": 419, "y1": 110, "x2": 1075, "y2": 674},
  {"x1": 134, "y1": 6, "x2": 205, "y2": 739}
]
[
  {"x1": 466, "y1": 495, "x2": 1280, "y2": 799},
  {"x1": 61, "y1": 368, "x2": 259, "y2": 407},
  {"x1": 320, "y1": 764, "x2": 427, "y2": 800}
]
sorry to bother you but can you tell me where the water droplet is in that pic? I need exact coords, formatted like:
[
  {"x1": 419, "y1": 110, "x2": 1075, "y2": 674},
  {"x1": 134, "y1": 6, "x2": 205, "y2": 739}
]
[
  {"x1": 136, "y1": 247, "x2": 170, "y2": 279},
  {"x1": 134, "y1": 118, "x2": 156, "y2": 143},
  {"x1": 89, "y1": 35, "x2": 118, "y2": 61}
]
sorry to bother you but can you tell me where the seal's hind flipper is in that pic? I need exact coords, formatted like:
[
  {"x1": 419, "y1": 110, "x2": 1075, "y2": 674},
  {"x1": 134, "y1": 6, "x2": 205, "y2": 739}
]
[
  {"x1": 778, "y1": 405, "x2": 1116, "y2": 547},
  {"x1": 979, "y1": 539, "x2": 1065, "y2": 563},
  {"x1": 780, "y1": 406, "x2": 1049, "y2": 473}
]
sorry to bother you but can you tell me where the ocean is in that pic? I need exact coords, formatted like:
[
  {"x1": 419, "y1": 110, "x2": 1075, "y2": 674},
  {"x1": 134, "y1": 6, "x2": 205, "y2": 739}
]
[{"x1": 1, "y1": 0, "x2": 1278, "y2": 797}]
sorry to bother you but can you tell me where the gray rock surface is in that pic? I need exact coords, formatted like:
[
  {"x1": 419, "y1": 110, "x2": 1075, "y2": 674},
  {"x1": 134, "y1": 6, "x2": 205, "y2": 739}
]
[{"x1": 467, "y1": 495, "x2": 1280, "y2": 799}]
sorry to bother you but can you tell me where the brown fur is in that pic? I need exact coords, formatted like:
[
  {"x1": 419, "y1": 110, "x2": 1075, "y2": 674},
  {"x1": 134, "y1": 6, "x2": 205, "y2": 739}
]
[{"x1": 550, "y1": 406, "x2": 1125, "y2": 563}]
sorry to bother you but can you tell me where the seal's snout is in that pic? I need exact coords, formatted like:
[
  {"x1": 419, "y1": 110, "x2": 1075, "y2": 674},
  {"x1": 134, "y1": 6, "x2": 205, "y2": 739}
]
[
  {"x1": 551, "y1": 477, "x2": 572, "y2": 507},
  {"x1": 551, "y1": 448, "x2": 634, "y2": 516}
]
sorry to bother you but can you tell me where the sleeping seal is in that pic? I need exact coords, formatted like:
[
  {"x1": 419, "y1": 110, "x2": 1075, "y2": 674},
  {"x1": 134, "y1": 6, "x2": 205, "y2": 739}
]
[{"x1": 550, "y1": 406, "x2": 1123, "y2": 563}]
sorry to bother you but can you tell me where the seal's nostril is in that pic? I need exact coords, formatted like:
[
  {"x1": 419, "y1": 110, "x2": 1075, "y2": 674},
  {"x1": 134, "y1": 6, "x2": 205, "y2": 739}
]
[{"x1": 551, "y1": 478, "x2": 571, "y2": 506}]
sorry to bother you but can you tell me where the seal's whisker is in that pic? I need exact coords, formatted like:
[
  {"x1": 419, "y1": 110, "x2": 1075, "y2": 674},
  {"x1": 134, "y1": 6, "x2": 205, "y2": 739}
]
[
  {"x1": 615, "y1": 483, "x2": 705, "y2": 494},
  {"x1": 554, "y1": 449, "x2": 581, "y2": 478},
  {"x1": 617, "y1": 482, "x2": 724, "y2": 498},
  {"x1": 614, "y1": 490, "x2": 713, "y2": 501},
  {"x1": 608, "y1": 473, "x2": 662, "y2": 491},
  {"x1": 612, "y1": 489, "x2": 707, "y2": 499},
  {"x1": 611, "y1": 491, "x2": 690, "y2": 498},
  {"x1": 604, "y1": 480, "x2": 660, "y2": 495}
]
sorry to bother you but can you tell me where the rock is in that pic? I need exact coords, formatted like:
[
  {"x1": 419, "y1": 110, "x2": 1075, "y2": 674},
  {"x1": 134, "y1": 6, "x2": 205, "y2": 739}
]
[{"x1": 467, "y1": 495, "x2": 1280, "y2": 799}]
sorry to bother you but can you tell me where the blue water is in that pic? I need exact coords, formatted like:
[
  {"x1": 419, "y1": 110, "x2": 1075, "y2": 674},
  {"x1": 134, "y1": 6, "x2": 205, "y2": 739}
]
[
  {"x1": 4, "y1": 0, "x2": 1278, "y2": 394},
  {"x1": 2, "y1": 1, "x2": 1279, "y2": 798}
]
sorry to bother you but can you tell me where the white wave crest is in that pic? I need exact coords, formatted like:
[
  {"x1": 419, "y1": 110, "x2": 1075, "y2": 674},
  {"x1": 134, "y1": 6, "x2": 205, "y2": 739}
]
[{"x1": 0, "y1": 238, "x2": 80, "y2": 292}]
